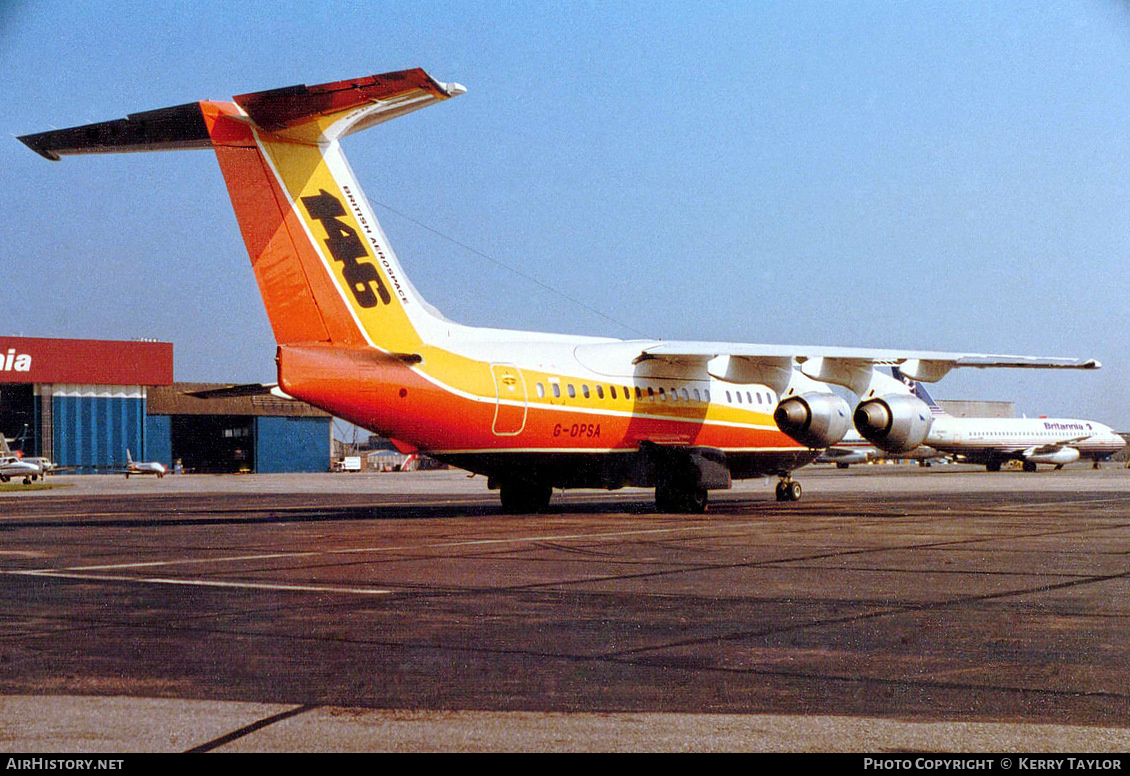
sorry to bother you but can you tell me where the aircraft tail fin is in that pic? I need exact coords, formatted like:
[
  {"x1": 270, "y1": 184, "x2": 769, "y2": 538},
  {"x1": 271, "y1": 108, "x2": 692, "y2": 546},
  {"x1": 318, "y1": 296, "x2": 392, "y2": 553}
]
[
  {"x1": 892, "y1": 367, "x2": 949, "y2": 417},
  {"x1": 18, "y1": 69, "x2": 465, "y2": 354}
]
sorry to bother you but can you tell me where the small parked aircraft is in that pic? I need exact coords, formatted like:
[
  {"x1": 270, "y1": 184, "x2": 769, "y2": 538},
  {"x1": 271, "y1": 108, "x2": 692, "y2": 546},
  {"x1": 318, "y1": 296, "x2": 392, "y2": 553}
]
[{"x1": 123, "y1": 450, "x2": 167, "y2": 478}]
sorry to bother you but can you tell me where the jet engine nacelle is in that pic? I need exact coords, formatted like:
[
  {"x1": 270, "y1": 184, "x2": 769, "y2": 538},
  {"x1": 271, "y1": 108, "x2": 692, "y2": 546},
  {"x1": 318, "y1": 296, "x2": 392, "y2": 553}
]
[
  {"x1": 1025, "y1": 447, "x2": 1080, "y2": 466},
  {"x1": 853, "y1": 394, "x2": 932, "y2": 454},
  {"x1": 774, "y1": 392, "x2": 852, "y2": 449}
]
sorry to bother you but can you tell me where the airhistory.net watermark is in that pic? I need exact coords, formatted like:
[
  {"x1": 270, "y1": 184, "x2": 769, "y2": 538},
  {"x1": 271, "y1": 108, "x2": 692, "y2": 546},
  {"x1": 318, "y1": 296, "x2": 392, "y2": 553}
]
[{"x1": 6, "y1": 760, "x2": 123, "y2": 771}]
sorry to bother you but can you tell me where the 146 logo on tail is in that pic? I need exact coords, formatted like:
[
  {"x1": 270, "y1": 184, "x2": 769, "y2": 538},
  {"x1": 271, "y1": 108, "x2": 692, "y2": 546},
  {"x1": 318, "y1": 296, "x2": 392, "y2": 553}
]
[{"x1": 302, "y1": 189, "x2": 391, "y2": 308}]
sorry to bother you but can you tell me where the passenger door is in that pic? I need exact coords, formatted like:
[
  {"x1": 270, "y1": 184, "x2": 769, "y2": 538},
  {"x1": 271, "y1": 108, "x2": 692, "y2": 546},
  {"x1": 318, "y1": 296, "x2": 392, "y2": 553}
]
[{"x1": 491, "y1": 363, "x2": 527, "y2": 435}]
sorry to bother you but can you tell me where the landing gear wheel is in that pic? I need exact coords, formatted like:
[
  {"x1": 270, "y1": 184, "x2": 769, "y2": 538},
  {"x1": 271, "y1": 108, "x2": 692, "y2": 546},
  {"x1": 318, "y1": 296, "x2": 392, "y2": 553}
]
[
  {"x1": 775, "y1": 478, "x2": 802, "y2": 502},
  {"x1": 1022, "y1": 460, "x2": 1037, "y2": 473},
  {"x1": 499, "y1": 480, "x2": 552, "y2": 513},
  {"x1": 655, "y1": 479, "x2": 708, "y2": 513},
  {"x1": 986, "y1": 461, "x2": 1001, "y2": 472}
]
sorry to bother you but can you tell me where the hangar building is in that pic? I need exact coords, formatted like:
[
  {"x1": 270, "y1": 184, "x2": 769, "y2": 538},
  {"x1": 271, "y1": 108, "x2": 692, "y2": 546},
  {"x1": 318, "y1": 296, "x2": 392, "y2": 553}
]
[
  {"x1": 0, "y1": 336, "x2": 330, "y2": 473},
  {"x1": 146, "y1": 383, "x2": 330, "y2": 473}
]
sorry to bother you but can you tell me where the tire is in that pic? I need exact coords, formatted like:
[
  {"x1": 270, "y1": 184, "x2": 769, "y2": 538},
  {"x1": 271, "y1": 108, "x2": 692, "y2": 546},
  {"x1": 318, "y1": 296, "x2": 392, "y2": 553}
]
[
  {"x1": 499, "y1": 480, "x2": 552, "y2": 513},
  {"x1": 655, "y1": 479, "x2": 708, "y2": 513},
  {"x1": 682, "y1": 486, "x2": 708, "y2": 513},
  {"x1": 775, "y1": 481, "x2": 789, "y2": 502}
]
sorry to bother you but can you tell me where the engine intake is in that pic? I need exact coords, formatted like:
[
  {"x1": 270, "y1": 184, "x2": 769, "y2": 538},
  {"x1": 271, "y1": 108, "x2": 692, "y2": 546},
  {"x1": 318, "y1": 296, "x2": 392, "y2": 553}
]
[
  {"x1": 853, "y1": 394, "x2": 932, "y2": 453},
  {"x1": 774, "y1": 392, "x2": 852, "y2": 449}
]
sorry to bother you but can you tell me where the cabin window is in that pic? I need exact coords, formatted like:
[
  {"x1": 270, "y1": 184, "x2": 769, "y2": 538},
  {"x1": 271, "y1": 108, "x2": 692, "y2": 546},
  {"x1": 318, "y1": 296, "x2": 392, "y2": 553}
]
[
  {"x1": 682, "y1": 388, "x2": 690, "y2": 401},
  {"x1": 536, "y1": 383, "x2": 545, "y2": 399},
  {"x1": 582, "y1": 384, "x2": 590, "y2": 399},
  {"x1": 596, "y1": 385, "x2": 605, "y2": 399},
  {"x1": 726, "y1": 391, "x2": 732, "y2": 403},
  {"x1": 647, "y1": 387, "x2": 655, "y2": 401},
  {"x1": 610, "y1": 386, "x2": 617, "y2": 399},
  {"x1": 567, "y1": 384, "x2": 576, "y2": 399},
  {"x1": 551, "y1": 383, "x2": 561, "y2": 398},
  {"x1": 693, "y1": 388, "x2": 701, "y2": 402},
  {"x1": 736, "y1": 392, "x2": 743, "y2": 404}
]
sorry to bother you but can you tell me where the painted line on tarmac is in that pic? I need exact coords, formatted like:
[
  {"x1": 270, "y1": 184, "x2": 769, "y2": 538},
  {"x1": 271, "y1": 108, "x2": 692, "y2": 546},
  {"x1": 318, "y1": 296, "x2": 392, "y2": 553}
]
[
  {"x1": 64, "y1": 552, "x2": 327, "y2": 571},
  {"x1": 11, "y1": 568, "x2": 392, "y2": 596},
  {"x1": 26, "y1": 523, "x2": 742, "y2": 575},
  {"x1": 2, "y1": 523, "x2": 744, "y2": 597}
]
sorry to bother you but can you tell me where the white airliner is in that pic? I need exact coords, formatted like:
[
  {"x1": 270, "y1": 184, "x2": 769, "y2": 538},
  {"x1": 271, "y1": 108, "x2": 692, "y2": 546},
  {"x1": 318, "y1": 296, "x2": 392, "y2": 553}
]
[
  {"x1": 124, "y1": 450, "x2": 167, "y2": 478},
  {"x1": 17, "y1": 68, "x2": 1102, "y2": 511},
  {"x1": 896, "y1": 370, "x2": 1126, "y2": 472}
]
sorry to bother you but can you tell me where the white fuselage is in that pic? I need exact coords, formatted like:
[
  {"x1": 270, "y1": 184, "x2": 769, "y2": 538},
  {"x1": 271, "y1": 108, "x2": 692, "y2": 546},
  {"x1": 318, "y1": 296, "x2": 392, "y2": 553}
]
[
  {"x1": 925, "y1": 416, "x2": 1125, "y2": 465},
  {"x1": 818, "y1": 429, "x2": 943, "y2": 466},
  {"x1": 0, "y1": 456, "x2": 41, "y2": 482}
]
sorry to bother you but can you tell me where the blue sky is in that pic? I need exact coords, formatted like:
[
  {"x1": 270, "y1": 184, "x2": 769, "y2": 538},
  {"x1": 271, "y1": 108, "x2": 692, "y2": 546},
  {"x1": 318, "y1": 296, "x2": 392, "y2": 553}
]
[{"x1": 3, "y1": 1, "x2": 1130, "y2": 426}]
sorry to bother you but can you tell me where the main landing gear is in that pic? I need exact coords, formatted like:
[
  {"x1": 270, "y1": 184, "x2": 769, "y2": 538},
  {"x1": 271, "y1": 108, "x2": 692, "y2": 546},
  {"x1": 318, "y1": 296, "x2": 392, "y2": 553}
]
[
  {"x1": 498, "y1": 479, "x2": 553, "y2": 514},
  {"x1": 775, "y1": 475, "x2": 802, "y2": 502},
  {"x1": 655, "y1": 478, "x2": 709, "y2": 514}
]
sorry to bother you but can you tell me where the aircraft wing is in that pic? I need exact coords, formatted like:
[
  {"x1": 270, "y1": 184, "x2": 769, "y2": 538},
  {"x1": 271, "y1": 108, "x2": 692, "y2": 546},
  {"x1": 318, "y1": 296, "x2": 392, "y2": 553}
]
[
  {"x1": 619, "y1": 341, "x2": 1093, "y2": 390},
  {"x1": 626, "y1": 341, "x2": 1099, "y2": 384},
  {"x1": 1025, "y1": 436, "x2": 1094, "y2": 456}
]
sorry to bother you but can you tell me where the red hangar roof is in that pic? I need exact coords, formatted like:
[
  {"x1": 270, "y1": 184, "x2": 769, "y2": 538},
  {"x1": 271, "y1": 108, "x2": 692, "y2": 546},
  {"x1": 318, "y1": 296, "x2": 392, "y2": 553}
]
[{"x1": 0, "y1": 337, "x2": 173, "y2": 386}]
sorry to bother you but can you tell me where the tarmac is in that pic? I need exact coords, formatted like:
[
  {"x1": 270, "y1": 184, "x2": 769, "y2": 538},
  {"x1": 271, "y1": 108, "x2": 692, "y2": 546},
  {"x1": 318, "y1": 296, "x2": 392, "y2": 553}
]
[{"x1": 2, "y1": 464, "x2": 1129, "y2": 752}]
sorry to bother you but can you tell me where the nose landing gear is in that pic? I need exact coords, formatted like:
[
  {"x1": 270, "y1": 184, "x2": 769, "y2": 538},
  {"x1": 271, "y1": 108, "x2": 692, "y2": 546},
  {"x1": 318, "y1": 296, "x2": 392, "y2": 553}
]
[{"x1": 775, "y1": 476, "x2": 802, "y2": 502}]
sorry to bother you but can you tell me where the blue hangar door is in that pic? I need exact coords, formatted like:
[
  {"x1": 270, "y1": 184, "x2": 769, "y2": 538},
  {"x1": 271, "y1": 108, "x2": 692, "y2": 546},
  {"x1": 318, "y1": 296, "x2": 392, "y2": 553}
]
[{"x1": 49, "y1": 384, "x2": 147, "y2": 473}]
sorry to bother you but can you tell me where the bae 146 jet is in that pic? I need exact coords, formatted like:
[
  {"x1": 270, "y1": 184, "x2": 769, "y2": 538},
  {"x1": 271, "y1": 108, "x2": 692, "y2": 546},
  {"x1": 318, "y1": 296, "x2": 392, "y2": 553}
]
[{"x1": 18, "y1": 68, "x2": 1102, "y2": 512}]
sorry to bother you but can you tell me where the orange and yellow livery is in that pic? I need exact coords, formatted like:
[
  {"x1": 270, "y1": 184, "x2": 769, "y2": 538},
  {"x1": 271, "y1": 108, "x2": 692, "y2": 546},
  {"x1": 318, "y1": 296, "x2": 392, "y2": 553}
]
[{"x1": 20, "y1": 68, "x2": 1102, "y2": 512}]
